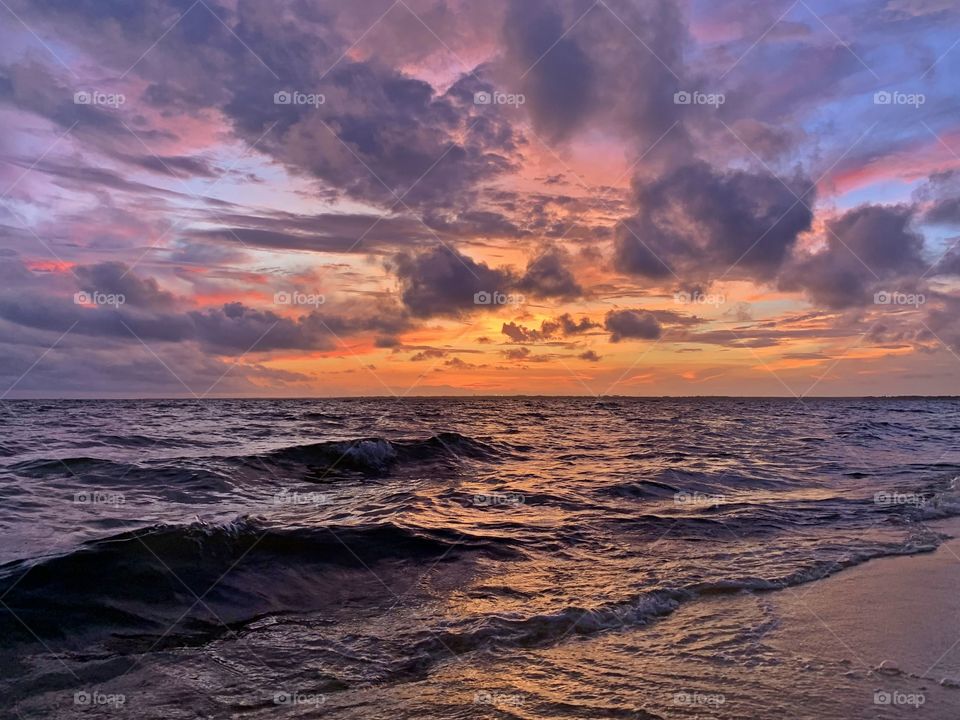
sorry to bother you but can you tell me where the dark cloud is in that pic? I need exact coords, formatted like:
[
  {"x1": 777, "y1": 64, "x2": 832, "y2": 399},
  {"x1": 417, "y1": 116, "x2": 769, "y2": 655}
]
[
  {"x1": 517, "y1": 245, "x2": 582, "y2": 299},
  {"x1": 192, "y1": 211, "x2": 437, "y2": 254},
  {"x1": 374, "y1": 335, "x2": 401, "y2": 348},
  {"x1": 579, "y1": 349, "x2": 601, "y2": 361},
  {"x1": 501, "y1": 346, "x2": 548, "y2": 362},
  {"x1": 390, "y1": 246, "x2": 515, "y2": 318},
  {"x1": 918, "y1": 170, "x2": 960, "y2": 225},
  {"x1": 9, "y1": 0, "x2": 521, "y2": 212},
  {"x1": 409, "y1": 348, "x2": 447, "y2": 361},
  {"x1": 444, "y1": 356, "x2": 483, "y2": 370},
  {"x1": 501, "y1": 313, "x2": 599, "y2": 342},
  {"x1": 503, "y1": 0, "x2": 595, "y2": 142},
  {"x1": 226, "y1": 59, "x2": 520, "y2": 211},
  {"x1": 74, "y1": 261, "x2": 177, "y2": 308},
  {"x1": 12, "y1": 159, "x2": 185, "y2": 200},
  {"x1": 780, "y1": 204, "x2": 927, "y2": 308},
  {"x1": 116, "y1": 152, "x2": 219, "y2": 178},
  {"x1": 614, "y1": 161, "x2": 815, "y2": 282},
  {"x1": 391, "y1": 242, "x2": 594, "y2": 319},
  {"x1": 0, "y1": 260, "x2": 412, "y2": 355},
  {"x1": 422, "y1": 209, "x2": 527, "y2": 239},
  {"x1": 604, "y1": 309, "x2": 662, "y2": 342}
]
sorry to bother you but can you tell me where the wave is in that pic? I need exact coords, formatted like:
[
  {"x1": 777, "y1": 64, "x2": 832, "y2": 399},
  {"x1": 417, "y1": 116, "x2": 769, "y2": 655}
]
[
  {"x1": 8, "y1": 432, "x2": 506, "y2": 484},
  {"x1": 394, "y1": 538, "x2": 944, "y2": 674},
  {"x1": 9, "y1": 456, "x2": 139, "y2": 477},
  {"x1": 0, "y1": 517, "x2": 521, "y2": 649},
  {"x1": 8, "y1": 456, "x2": 236, "y2": 496},
  {"x1": 249, "y1": 432, "x2": 504, "y2": 476}
]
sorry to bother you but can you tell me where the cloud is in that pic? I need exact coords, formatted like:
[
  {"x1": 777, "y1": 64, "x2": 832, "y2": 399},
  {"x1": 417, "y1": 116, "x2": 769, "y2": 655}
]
[
  {"x1": 780, "y1": 204, "x2": 927, "y2": 308},
  {"x1": 390, "y1": 245, "x2": 515, "y2": 318},
  {"x1": 503, "y1": 0, "x2": 595, "y2": 142},
  {"x1": 500, "y1": 346, "x2": 548, "y2": 362},
  {"x1": 918, "y1": 170, "x2": 960, "y2": 225},
  {"x1": 227, "y1": 59, "x2": 520, "y2": 211},
  {"x1": 604, "y1": 309, "x2": 663, "y2": 342},
  {"x1": 614, "y1": 161, "x2": 815, "y2": 282},
  {"x1": 517, "y1": 245, "x2": 583, "y2": 298},
  {"x1": 444, "y1": 356, "x2": 484, "y2": 370},
  {"x1": 74, "y1": 261, "x2": 177, "y2": 308},
  {"x1": 501, "y1": 313, "x2": 599, "y2": 342},
  {"x1": 191, "y1": 211, "x2": 439, "y2": 255},
  {"x1": 0, "y1": 259, "x2": 412, "y2": 355},
  {"x1": 409, "y1": 348, "x2": 447, "y2": 361},
  {"x1": 391, "y1": 242, "x2": 590, "y2": 318}
]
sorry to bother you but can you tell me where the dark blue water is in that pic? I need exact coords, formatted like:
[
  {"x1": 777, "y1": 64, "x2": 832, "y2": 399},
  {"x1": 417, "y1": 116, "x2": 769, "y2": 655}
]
[{"x1": 1, "y1": 398, "x2": 959, "y2": 718}]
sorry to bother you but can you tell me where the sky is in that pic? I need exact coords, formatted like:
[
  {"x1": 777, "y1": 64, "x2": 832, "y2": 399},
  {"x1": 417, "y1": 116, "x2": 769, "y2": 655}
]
[{"x1": 1, "y1": 0, "x2": 959, "y2": 398}]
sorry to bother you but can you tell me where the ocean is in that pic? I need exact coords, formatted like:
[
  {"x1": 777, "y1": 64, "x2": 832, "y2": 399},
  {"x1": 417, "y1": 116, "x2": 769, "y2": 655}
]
[{"x1": 2, "y1": 397, "x2": 959, "y2": 718}]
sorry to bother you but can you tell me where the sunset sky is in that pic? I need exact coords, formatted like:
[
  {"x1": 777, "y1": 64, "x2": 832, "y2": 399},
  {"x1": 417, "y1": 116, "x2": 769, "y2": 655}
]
[{"x1": 1, "y1": 0, "x2": 959, "y2": 397}]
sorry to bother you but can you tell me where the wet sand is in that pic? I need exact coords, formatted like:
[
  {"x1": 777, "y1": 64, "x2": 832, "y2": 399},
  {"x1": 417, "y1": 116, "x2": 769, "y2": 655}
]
[{"x1": 768, "y1": 515, "x2": 960, "y2": 718}]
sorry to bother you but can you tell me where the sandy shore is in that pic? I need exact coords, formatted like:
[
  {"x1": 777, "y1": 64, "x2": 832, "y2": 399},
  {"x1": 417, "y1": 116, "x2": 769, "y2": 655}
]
[{"x1": 766, "y1": 515, "x2": 960, "y2": 717}]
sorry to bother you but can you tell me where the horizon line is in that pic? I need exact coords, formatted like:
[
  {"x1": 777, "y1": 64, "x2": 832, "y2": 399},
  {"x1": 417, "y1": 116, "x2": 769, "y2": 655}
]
[{"x1": 3, "y1": 394, "x2": 959, "y2": 401}]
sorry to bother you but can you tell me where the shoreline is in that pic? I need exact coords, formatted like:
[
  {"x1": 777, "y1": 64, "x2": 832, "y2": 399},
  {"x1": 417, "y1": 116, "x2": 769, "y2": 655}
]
[{"x1": 763, "y1": 516, "x2": 960, "y2": 715}]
